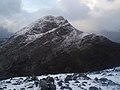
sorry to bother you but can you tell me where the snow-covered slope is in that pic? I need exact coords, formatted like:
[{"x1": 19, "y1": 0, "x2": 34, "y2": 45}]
[
  {"x1": 13, "y1": 15, "x2": 82, "y2": 43},
  {"x1": 8, "y1": 15, "x2": 92, "y2": 50},
  {"x1": 0, "y1": 66, "x2": 120, "y2": 90}
]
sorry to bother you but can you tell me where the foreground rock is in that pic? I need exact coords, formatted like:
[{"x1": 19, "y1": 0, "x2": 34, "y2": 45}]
[
  {"x1": 0, "y1": 66, "x2": 120, "y2": 90},
  {"x1": 40, "y1": 76, "x2": 56, "y2": 90}
]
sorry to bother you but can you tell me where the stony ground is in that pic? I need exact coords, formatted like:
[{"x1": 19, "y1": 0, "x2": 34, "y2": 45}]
[{"x1": 0, "y1": 66, "x2": 120, "y2": 90}]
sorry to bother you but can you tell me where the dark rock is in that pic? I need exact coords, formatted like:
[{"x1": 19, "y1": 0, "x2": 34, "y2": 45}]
[
  {"x1": 82, "y1": 81, "x2": 87, "y2": 84},
  {"x1": 94, "y1": 77, "x2": 99, "y2": 81},
  {"x1": 46, "y1": 76, "x2": 54, "y2": 83},
  {"x1": 0, "y1": 87, "x2": 4, "y2": 90},
  {"x1": 20, "y1": 88, "x2": 25, "y2": 90},
  {"x1": 3, "y1": 87, "x2": 7, "y2": 89},
  {"x1": 60, "y1": 86, "x2": 72, "y2": 90},
  {"x1": 23, "y1": 76, "x2": 33, "y2": 82},
  {"x1": 39, "y1": 79, "x2": 48, "y2": 90},
  {"x1": 82, "y1": 82, "x2": 86, "y2": 86},
  {"x1": 49, "y1": 83, "x2": 56, "y2": 90},
  {"x1": 57, "y1": 81, "x2": 63, "y2": 86},
  {"x1": 39, "y1": 77, "x2": 56, "y2": 90},
  {"x1": 64, "y1": 80, "x2": 69, "y2": 83},
  {"x1": 99, "y1": 78, "x2": 108, "y2": 82},
  {"x1": 64, "y1": 75, "x2": 73, "y2": 83},
  {"x1": 89, "y1": 83, "x2": 91, "y2": 85},
  {"x1": 34, "y1": 80, "x2": 39, "y2": 87},
  {"x1": 99, "y1": 78, "x2": 118, "y2": 86},
  {"x1": 107, "y1": 74, "x2": 113, "y2": 76},
  {"x1": 72, "y1": 76, "x2": 77, "y2": 80},
  {"x1": 80, "y1": 74, "x2": 91, "y2": 80},
  {"x1": 55, "y1": 76, "x2": 59, "y2": 81},
  {"x1": 27, "y1": 85, "x2": 33, "y2": 89},
  {"x1": 31, "y1": 75, "x2": 39, "y2": 81},
  {"x1": 12, "y1": 82, "x2": 21, "y2": 85},
  {"x1": 89, "y1": 86, "x2": 101, "y2": 90},
  {"x1": 19, "y1": 78, "x2": 24, "y2": 80},
  {"x1": 80, "y1": 87, "x2": 84, "y2": 89},
  {"x1": 72, "y1": 74, "x2": 78, "y2": 80},
  {"x1": 74, "y1": 80, "x2": 80, "y2": 83},
  {"x1": 5, "y1": 81, "x2": 11, "y2": 83}
]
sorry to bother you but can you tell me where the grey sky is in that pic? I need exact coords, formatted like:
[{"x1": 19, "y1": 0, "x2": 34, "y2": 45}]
[
  {"x1": 0, "y1": 0, "x2": 120, "y2": 42},
  {"x1": 0, "y1": 27, "x2": 12, "y2": 38}
]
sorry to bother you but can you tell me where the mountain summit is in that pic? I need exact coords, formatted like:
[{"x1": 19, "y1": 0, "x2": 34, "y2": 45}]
[{"x1": 0, "y1": 15, "x2": 120, "y2": 80}]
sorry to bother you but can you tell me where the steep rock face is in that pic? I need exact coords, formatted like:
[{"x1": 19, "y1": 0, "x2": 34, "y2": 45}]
[{"x1": 0, "y1": 15, "x2": 120, "y2": 80}]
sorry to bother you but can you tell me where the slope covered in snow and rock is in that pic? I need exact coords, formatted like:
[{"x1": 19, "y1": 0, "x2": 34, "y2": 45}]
[
  {"x1": 0, "y1": 66, "x2": 120, "y2": 90},
  {"x1": 0, "y1": 15, "x2": 120, "y2": 80}
]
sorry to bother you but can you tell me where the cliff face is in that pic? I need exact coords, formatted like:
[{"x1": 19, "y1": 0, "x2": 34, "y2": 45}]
[{"x1": 0, "y1": 15, "x2": 120, "y2": 80}]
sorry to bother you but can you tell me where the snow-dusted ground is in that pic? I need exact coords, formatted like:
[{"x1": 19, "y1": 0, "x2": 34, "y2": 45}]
[{"x1": 0, "y1": 66, "x2": 120, "y2": 90}]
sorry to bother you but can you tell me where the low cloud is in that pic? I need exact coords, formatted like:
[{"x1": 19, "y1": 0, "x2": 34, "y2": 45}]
[
  {"x1": 0, "y1": 27, "x2": 13, "y2": 38},
  {"x1": 100, "y1": 30, "x2": 120, "y2": 43},
  {"x1": 57, "y1": 0, "x2": 90, "y2": 20},
  {"x1": 0, "y1": 0, "x2": 120, "y2": 42},
  {"x1": 69, "y1": 0, "x2": 120, "y2": 32},
  {"x1": 0, "y1": 0, "x2": 22, "y2": 16}
]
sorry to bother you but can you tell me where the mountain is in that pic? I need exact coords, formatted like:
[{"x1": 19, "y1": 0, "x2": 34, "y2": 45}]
[
  {"x1": 0, "y1": 15, "x2": 120, "y2": 80},
  {"x1": 0, "y1": 66, "x2": 120, "y2": 90},
  {"x1": 0, "y1": 38, "x2": 8, "y2": 46}
]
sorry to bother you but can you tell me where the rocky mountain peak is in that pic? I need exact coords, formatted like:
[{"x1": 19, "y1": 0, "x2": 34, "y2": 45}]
[
  {"x1": 14, "y1": 15, "x2": 69, "y2": 37},
  {"x1": 0, "y1": 15, "x2": 120, "y2": 80},
  {"x1": 10, "y1": 15, "x2": 77, "y2": 44},
  {"x1": 42, "y1": 15, "x2": 68, "y2": 25}
]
